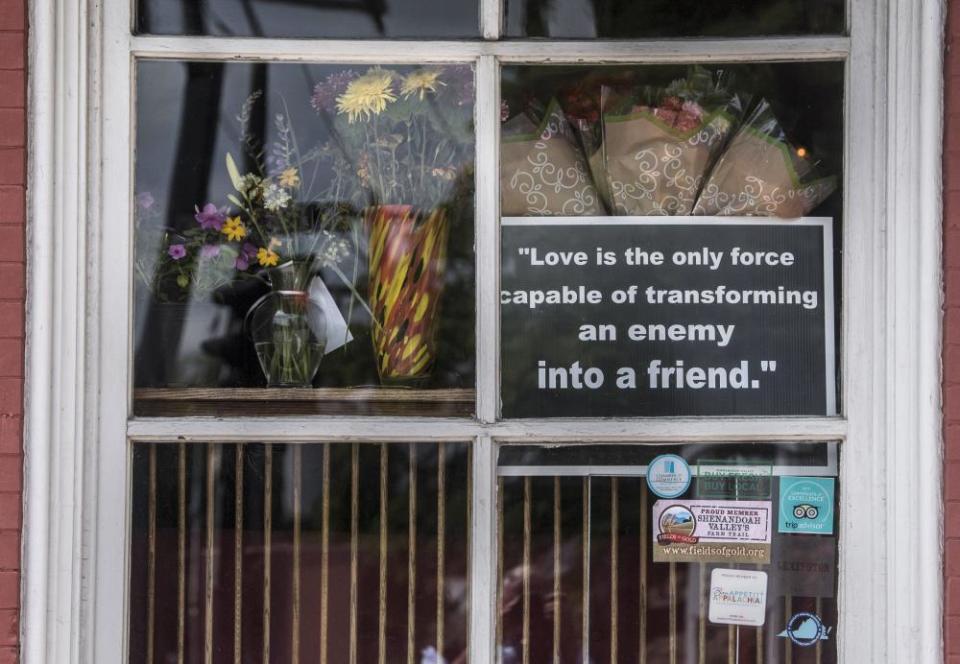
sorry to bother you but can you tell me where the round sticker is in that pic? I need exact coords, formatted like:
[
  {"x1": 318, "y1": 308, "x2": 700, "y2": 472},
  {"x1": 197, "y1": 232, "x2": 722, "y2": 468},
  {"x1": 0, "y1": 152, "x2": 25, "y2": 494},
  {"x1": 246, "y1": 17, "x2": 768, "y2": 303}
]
[{"x1": 646, "y1": 454, "x2": 691, "y2": 498}]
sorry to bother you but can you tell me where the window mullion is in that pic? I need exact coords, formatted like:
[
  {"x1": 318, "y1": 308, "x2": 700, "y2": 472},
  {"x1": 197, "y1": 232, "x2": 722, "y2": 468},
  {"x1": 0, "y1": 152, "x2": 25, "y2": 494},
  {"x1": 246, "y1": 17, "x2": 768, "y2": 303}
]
[
  {"x1": 476, "y1": 55, "x2": 500, "y2": 423},
  {"x1": 480, "y1": 0, "x2": 501, "y2": 39},
  {"x1": 469, "y1": 435, "x2": 498, "y2": 664}
]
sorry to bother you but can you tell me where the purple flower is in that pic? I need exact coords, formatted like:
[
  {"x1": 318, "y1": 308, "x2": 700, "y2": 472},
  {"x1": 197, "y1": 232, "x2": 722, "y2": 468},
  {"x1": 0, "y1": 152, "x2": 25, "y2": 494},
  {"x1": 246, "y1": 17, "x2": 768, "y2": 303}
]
[
  {"x1": 235, "y1": 242, "x2": 258, "y2": 270},
  {"x1": 200, "y1": 244, "x2": 220, "y2": 259},
  {"x1": 311, "y1": 70, "x2": 358, "y2": 114},
  {"x1": 194, "y1": 203, "x2": 227, "y2": 231},
  {"x1": 168, "y1": 244, "x2": 187, "y2": 260},
  {"x1": 137, "y1": 191, "x2": 155, "y2": 210}
]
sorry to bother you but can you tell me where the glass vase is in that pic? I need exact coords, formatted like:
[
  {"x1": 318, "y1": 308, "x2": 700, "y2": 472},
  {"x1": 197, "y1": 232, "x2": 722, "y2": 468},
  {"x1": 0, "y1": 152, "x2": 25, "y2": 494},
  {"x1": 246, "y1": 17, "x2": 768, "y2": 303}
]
[
  {"x1": 246, "y1": 259, "x2": 327, "y2": 387},
  {"x1": 365, "y1": 205, "x2": 449, "y2": 387}
]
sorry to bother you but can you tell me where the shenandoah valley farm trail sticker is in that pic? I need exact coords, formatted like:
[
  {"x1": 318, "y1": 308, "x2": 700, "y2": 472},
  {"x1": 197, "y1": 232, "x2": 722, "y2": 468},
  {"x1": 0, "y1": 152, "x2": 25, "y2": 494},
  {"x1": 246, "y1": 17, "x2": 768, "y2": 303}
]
[{"x1": 652, "y1": 499, "x2": 772, "y2": 564}]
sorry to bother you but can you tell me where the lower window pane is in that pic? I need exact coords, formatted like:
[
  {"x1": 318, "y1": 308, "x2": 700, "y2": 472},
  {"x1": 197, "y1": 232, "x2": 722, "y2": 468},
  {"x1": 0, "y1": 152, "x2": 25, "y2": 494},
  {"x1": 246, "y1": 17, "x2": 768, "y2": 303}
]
[
  {"x1": 497, "y1": 443, "x2": 839, "y2": 663},
  {"x1": 128, "y1": 442, "x2": 471, "y2": 663}
]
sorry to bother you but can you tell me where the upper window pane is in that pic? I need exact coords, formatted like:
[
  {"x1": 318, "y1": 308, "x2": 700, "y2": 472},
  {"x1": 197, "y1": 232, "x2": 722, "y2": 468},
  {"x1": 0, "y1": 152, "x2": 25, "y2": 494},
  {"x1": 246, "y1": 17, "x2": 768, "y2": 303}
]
[
  {"x1": 135, "y1": 0, "x2": 480, "y2": 38},
  {"x1": 133, "y1": 61, "x2": 476, "y2": 416},
  {"x1": 504, "y1": 0, "x2": 844, "y2": 38},
  {"x1": 498, "y1": 63, "x2": 843, "y2": 418}
]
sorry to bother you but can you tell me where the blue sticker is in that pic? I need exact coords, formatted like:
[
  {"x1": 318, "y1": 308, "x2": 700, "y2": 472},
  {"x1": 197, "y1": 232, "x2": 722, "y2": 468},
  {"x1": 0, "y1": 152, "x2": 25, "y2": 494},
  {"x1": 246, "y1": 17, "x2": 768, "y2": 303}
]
[
  {"x1": 778, "y1": 477, "x2": 835, "y2": 535},
  {"x1": 646, "y1": 454, "x2": 691, "y2": 498},
  {"x1": 777, "y1": 612, "x2": 832, "y2": 646}
]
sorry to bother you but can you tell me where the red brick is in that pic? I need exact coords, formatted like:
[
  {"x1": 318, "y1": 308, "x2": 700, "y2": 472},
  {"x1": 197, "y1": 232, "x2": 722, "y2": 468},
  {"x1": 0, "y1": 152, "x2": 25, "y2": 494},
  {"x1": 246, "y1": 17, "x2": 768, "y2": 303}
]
[
  {"x1": 0, "y1": 646, "x2": 17, "y2": 664},
  {"x1": 947, "y1": 540, "x2": 960, "y2": 577},
  {"x1": 0, "y1": 229, "x2": 20, "y2": 264},
  {"x1": 948, "y1": 576, "x2": 960, "y2": 614},
  {"x1": 0, "y1": 340, "x2": 20, "y2": 379},
  {"x1": 0, "y1": 571, "x2": 17, "y2": 611},
  {"x1": 947, "y1": 463, "x2": 960, "y2": 501},
  {"x1": 0, "y1": 380, "x2": 20, "y2": 417},
  {"x1": 0, "y1": 187, "x2": 23, "y2": 225},
  {"x1": 0, "y1": 419, "x2": 18, "y2": 456},
  {"x1": 0, "y1": 264, "x2": 22, "y2": 301},
  {"x1": 948, "y1": 424, "x2": 960, "y2": 460},
  {"x1": 0, "y1": 303, "x2": 21, "y2": 339},
  {"x1": 949, "y1": 616, "x2": 960, "y2": 653},
  {"x1": 0, "y1": 110, "x2": 24, "y2": 149},
  {"x1": 0, "y1": 532, "x2": 18, "y2": 572},
  {"x1": 0, "y1": 494, "x2": 20, "y2": 532},
  {"x1": 0, "y1": 72, "x2": 22, "y2": 110},
  {"x1": 0, "y1": 149, "x2": 23, "y2": 185},
  {"x1": 0, "y1": 0, "x2": 25, "y2": 33},
  {"x1": 0, "y1": 35, "x2": 23, "y2": 72}
]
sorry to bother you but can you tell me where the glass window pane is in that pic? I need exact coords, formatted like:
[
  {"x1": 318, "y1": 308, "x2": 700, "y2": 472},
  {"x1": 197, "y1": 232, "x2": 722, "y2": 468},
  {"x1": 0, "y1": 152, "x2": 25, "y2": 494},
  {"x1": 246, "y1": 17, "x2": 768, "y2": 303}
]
[
  {"x1": 128, "y1": 441, "x2": 471, "y2": 662},
  {"x1": 504, "y1": 0, "x2": 844, "y2": 38},
  {"x1": 497, "y1": 442, "x2": 840, "y2": 663},
  {"x1": 136, "y1": 0, "x2": 480, "y2": 38},
  {"x1": 499, "y1": 63, "x2": 843, "y2": 418},
  {"x1": 133, "y1": 61, "x2": 475, "y2": 416}
]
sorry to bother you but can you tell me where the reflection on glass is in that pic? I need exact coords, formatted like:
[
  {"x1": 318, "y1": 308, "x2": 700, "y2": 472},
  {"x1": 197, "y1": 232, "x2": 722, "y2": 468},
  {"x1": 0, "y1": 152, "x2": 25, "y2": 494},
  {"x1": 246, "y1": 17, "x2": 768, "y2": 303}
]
[
  {"x1": 128, "y1": 441, "x2": 471, "y2": 663},
  {"x1": 137, "y1": 0, "x2": 480, "y2": 38},
  {"x1": 133, "y1": 62, "x2": 475, "y2": 415},
  {"x1": 504, "y1": 0, "x2": 844, "y2": 37},
  {"x1": 497, "y1": 443, "x2": 839, "y2": 663}
]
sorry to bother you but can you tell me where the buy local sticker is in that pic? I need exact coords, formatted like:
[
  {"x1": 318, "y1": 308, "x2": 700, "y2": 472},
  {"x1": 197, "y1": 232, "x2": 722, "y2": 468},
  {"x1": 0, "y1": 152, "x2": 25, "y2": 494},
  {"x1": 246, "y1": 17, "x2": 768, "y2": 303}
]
[{"x1": 653, "y1": 499, "x2": 772, "y2": 564}]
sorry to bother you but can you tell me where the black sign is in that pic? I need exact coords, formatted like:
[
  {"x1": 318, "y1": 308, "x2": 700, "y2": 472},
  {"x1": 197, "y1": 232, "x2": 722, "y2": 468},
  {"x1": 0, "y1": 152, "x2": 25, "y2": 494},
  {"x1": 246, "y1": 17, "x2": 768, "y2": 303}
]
[{"x1": 500, "y1": 218, "x2": 835, "y2": 418}]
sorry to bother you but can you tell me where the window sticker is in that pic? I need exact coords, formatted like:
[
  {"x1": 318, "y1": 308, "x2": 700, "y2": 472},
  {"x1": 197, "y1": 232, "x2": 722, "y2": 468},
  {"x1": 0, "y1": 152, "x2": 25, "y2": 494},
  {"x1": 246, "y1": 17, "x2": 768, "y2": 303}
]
[
  {"x1": 708, "y1": 568, "x2": 769, "y2": 627},
  {"x1": 646, "y1": 453, "x2": 691, "y2": 498},
  {"x1": 696, "y1": 461, "x2": 773, "y2": 499},
  {"x1": 778, "y1": 476, "x2": 835, "y2": 535},
  {"x1": 777, "y1": 613, "x2": 832, "y2": 647},
  {"x1": 652, "y1": 499, "x2": 772, "y2": 564}
]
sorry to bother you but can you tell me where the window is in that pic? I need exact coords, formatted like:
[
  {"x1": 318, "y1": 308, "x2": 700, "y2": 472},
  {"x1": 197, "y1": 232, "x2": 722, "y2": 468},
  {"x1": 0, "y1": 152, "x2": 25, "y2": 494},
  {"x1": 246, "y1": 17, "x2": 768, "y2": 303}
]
[{"x1": 24, "y1": 0, "x2": 944, "y2": 662}]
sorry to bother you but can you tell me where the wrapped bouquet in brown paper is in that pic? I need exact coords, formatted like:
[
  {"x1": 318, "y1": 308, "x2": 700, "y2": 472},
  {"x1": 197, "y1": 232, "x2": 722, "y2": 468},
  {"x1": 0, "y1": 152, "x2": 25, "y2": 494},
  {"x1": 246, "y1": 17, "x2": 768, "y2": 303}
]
[
  {"x1": 601, "y1": 69, "x2": 744, "y2": 216},
  {"x1": 500, "y1": 99, "x2": 605, "y2": 216},
  {"x1": 693, "y1": 99, "x2": 837, "y2": 218}
]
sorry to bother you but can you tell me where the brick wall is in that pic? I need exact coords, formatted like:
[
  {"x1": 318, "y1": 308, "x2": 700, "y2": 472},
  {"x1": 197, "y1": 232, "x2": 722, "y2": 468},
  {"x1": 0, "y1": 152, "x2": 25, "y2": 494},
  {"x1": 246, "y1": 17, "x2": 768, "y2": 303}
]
[{"x1": 0, "y1": 0, "x2": 24, "y2": 661}]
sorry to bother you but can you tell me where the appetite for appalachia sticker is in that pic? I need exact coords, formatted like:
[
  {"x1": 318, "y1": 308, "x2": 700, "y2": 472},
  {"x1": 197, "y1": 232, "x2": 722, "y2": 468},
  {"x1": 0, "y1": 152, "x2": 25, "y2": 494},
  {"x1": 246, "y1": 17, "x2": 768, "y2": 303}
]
[{"x1": 653, "y1": 500, "x2": 772, "y2": 564}]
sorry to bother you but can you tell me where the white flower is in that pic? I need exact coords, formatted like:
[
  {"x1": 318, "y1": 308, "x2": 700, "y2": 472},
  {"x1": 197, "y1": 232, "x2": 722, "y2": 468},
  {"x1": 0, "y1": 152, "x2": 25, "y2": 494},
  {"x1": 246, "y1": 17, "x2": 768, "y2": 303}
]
[{"x1": 263, "y1": 182, "x2": 291, "y2": 211}]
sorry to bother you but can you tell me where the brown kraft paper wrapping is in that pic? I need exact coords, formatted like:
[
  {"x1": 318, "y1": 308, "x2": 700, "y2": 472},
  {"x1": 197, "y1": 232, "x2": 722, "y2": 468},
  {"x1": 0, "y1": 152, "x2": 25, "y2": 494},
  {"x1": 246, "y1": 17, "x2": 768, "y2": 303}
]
[
  {"x1": 500, "y1": 102, "x2": 604, "y2": 217},
  {"x1": 603, "y1": 111, "x2": 733, "y2": 216},
  {"x1": 694, "y1": 128, "x2": 837, "y2": 218}
]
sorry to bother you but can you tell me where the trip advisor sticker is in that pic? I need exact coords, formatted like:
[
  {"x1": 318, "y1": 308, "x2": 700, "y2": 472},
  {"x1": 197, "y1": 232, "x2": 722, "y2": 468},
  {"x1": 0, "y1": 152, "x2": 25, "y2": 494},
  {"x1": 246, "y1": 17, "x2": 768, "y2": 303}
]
[{"x1": 778, "y1": 477, "x2": 835, "y2": 535}]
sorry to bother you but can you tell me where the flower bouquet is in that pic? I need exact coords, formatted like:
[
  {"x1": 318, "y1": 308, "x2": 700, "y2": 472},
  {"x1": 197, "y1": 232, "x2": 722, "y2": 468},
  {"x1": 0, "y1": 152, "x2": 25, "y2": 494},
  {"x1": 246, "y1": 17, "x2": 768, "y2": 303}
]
[
  {"x1": 314, "y1": 65, "x2": 475, "y2": 386},
  {"x1": 500, "y1": 98, "x2": 604, "y2": 216},
  {"x1": 692, "y1": 98, "x2": 837, "y2": 217},
  {"x1": 136, "y1": 91, "x2": 363, "y2": 387},
  {"x1": 600, "y1": 68, "x2": 745, "y2": 216}
]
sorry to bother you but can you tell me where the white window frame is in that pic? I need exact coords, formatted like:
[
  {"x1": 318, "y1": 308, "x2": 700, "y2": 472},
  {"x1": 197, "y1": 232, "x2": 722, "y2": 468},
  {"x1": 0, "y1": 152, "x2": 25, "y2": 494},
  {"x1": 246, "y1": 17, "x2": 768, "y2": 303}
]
[{"x1": 21, "y1": 0, "x2": 945, "y2": 661}]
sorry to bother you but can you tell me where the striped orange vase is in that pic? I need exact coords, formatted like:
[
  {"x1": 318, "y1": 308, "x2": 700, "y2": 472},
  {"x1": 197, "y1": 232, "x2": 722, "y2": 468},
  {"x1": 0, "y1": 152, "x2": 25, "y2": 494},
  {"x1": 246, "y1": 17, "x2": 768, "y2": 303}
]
[{"x1": 365, "y1": 204, "x2": 449, "y2": 385}]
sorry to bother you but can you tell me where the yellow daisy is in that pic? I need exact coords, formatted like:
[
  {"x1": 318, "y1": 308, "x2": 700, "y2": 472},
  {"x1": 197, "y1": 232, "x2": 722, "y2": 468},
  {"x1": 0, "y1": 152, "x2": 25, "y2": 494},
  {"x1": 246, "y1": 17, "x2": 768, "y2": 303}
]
[
  {"x1": 257, "y1": 247, "x2": 279, "y2": 267},
  {"x1": 279, "y1": 167, "x2": 300, "y2": 188},
  {"x1": 221, "y1": 216, "x2": 247, "y2": 242},
  {"x1": 336, "y1": 69, "x2": 397, "y2": 123},
  {"x1": 401, "y1": 69, "x2": 445, "y2": 100}
]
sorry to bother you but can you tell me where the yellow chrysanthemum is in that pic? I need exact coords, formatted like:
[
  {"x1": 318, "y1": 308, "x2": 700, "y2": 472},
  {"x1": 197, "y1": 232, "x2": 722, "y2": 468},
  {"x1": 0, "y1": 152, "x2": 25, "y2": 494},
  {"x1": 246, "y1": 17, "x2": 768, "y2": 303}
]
[
  {"x1": 401, "y1": 69, "x2": 445, "y2": 101},
  {"x1": 257, "y1": 247, "x2": 279, "y2": 267},
  {"x1": 336, "y1": 69, "x2": 397, "y2": 123},
  {"x1": 279, "y1": 167, "x2": 300, "y2": 188},
  {"x1": 221, "y1": 216, "x2": 247, "y2": 241}
]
